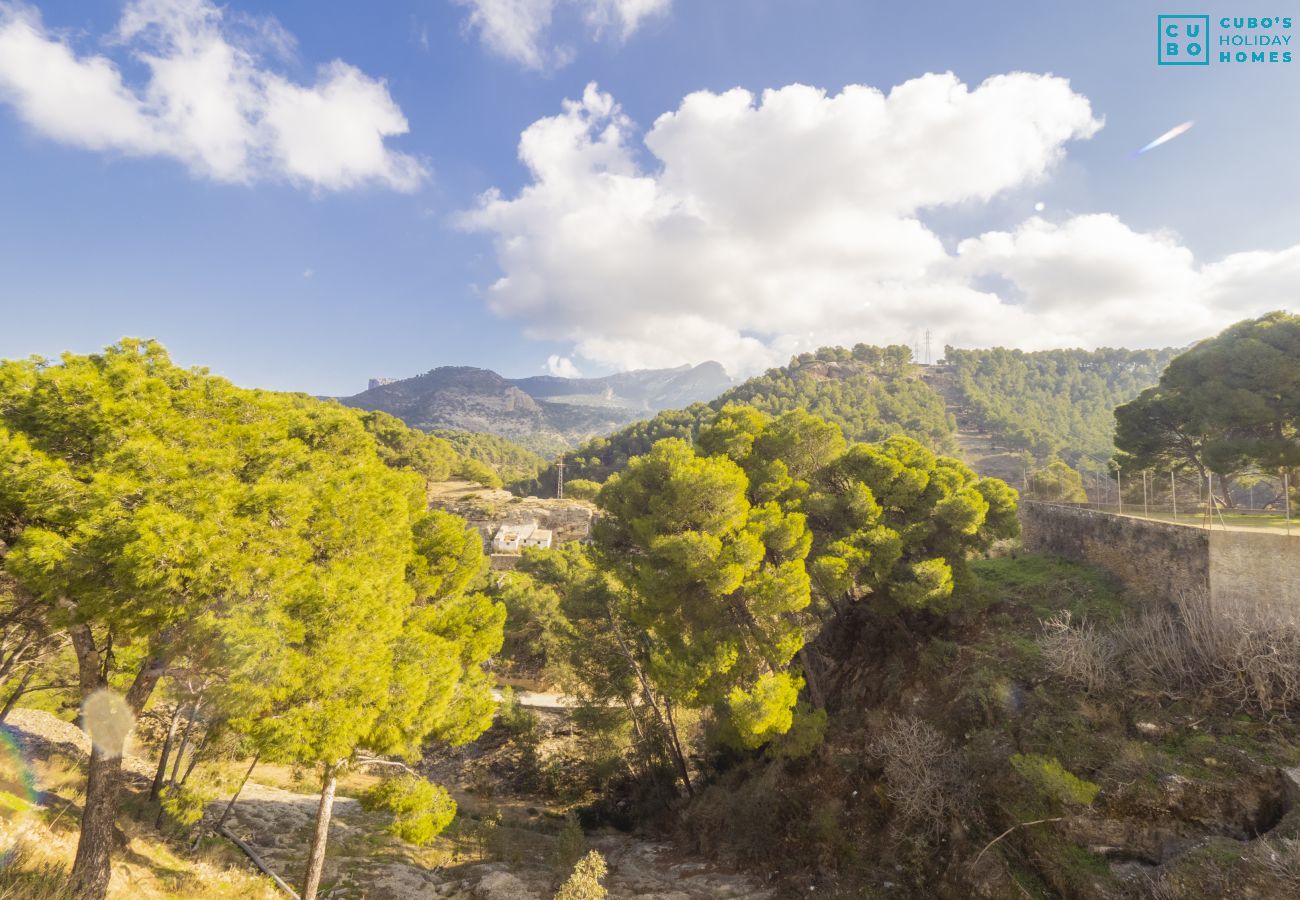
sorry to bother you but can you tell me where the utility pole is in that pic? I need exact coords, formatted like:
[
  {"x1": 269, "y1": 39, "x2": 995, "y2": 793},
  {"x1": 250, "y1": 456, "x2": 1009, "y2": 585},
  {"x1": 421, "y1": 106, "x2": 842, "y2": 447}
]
[
  {"x1": 1116, "y1": 468, "x2": 1123, "y2": 515},
  {"x1": 1285, "y1": 471, "x2": 1292, "y2": 536},
  {"x1": 556, "y1": 454, "x2": 565, "y2": 500},
  {"x1": 1142, "y1": 471, "x2": 1149, "y2": 518},
  {"x1": 1205, "y1": 473, "x2": 1212, "y2": 530},
  {"x1": 1170, "y1": 471, "x2": 1177, "y2": 522},
  {"x1": 924, "y1": 330, "x2": 932, "y2": 366}
]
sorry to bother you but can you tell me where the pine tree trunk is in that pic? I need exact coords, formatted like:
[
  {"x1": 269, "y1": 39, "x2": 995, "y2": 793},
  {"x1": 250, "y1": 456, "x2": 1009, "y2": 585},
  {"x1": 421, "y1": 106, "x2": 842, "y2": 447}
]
[
  {"x1": 216, "y1": 753, "x2": 260, "y2": 830},
  {"x1": 606, "y1": 611, "x2": 693, "y2": 797},
  {"x1": 0, "y1": 635, "x2": 32, "y2": 685},
  {"x1": 170, "y1": 702, "x2": 199, "y2": 786},
  {"x1": 661, "y1": 698, "x2": 694, "y2": 798},
  {"x1": 301, "y1": 764, "x2": 339, "y2": 900},
  {"x1": 179, "y1": 728, "x2": 209, "y2": 787},
  {"x1": 798, "y1": 646, "x2": 827, "y2": 710},
  {"x1": 0, "y1": 666, "x2": 34, "y2": 723},
  {"x1": 71, "y1": 746, "x2": 124, "y2": 900},
  {"x1": 67, "y1": 625, "x2": 164, "y2": 900},
  {"x1": 150, "y1": 705, "x2": 183, "y2": 802},
  {"x1": 156, "y1": 702, "x2": 200, "y2": 828}
]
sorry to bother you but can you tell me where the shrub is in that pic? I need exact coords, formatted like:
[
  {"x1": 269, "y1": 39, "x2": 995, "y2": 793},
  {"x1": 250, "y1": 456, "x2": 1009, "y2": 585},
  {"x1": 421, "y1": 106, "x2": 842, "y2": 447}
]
[
  {"x1": 1009, "y1": 754, "x2": 1098, "y2": 808},
  {"x1": 554, "y1": 850, "x2": 609, "y2": 899},
  {"x1": 869, "y1": 715, "x2": 966, "y2": 838},
  {"x1": 457, "y1": 457, "x2": 503, "y2": 489},
  {"x1": 1038, "y1": 611, "x2": 1117, "y2": 696},
  {"x1": 554, "y1": 813, "x2": 586, "y2": 871},
  {"x1": 499, "y1": 687, "x2": 543, "y2": 738},
  {"x1": 1123, "y1": 592, "x2": 1300, "y2": 715},
  {"x1": 360, "y1": 776, "x2": 457, "y2": 846},
  {"x1": 159, "y1": 782, "x2": 212, "y2": 830},
  {"x1": 497, "y1": 688, "x2": 544, "y2": 788}
]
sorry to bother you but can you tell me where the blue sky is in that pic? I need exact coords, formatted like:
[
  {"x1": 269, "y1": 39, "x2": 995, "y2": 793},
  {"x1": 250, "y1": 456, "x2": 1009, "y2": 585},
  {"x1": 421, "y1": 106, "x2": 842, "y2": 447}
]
[{"x1": 1, "y1": 1, "x2": 1297, "y2": 394}]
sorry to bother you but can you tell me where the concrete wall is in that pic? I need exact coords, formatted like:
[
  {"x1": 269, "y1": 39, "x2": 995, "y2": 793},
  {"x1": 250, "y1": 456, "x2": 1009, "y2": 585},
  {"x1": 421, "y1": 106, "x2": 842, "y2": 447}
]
[
  {"x1": 1019, "y1": 501, "x2": 1209, "y2": 606},
  {"x1": 1209, "y1": 530, "x2": 1300, "y2": 617},
  {"x1": 1020, "y1": 501, "x2": 1300, "y2": 618}
]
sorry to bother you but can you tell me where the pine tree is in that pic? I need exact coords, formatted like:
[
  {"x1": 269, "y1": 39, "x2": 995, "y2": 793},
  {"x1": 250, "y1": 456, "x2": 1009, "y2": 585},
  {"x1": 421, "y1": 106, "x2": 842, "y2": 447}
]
[{"x1": 0, "y1": 341, "x2": 503, "y2": 900}]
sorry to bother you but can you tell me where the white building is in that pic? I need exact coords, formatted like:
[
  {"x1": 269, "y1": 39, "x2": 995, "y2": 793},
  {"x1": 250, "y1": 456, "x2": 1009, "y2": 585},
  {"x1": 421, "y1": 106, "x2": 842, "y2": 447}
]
[
  {"x1": 492, "y1": 522, "x2": 552, "y2": 554},
  {"x1": 522, "y1": 528, "x2": 553, "y2": 550}
]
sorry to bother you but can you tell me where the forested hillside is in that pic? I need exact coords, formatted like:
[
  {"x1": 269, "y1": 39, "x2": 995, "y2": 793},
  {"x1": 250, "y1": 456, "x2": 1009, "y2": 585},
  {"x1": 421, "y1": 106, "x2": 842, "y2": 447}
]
[
  {"x1": 522, "y1": 344, "x2": 1184, "y2": 495},
  {"x1": 431, "y1": 428, "x2": 546, "y2": 485},
  {"x1": 525, "y1": 344, "x2": 955, "y2": 491},
  {"x1": 940, "y1": 347, "x2": 1179, "y2": 474}
]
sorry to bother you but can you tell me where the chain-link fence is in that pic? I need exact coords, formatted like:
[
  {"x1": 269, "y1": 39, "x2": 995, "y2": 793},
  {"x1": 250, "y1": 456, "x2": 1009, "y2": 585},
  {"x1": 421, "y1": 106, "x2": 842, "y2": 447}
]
[{"x1": 1022, "y1": 469, "x2": 1295, "y2": 535}]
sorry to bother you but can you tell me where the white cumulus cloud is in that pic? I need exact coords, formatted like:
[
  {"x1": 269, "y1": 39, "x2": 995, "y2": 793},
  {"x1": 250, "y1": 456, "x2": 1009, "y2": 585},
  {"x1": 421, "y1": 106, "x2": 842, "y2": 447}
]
[
  {"x1": 459, "y1": 75, "x2": 1298, "y2": 373},
  {"x1": 0, "y1": 0, "x2": 426, "y2": 191},
  {"x1": 453, "y1": 0, "x2": 669, "y2": 69},
  {"x1": 546, "y1": 354, "x2": 583, "y2": 377}
]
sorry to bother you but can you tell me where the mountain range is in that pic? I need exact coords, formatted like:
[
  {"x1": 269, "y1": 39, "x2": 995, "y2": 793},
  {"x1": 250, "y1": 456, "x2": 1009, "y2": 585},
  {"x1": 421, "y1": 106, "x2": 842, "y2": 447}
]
[{"x1": 339, "y1": 362, "x2": 733, "y2": 455}]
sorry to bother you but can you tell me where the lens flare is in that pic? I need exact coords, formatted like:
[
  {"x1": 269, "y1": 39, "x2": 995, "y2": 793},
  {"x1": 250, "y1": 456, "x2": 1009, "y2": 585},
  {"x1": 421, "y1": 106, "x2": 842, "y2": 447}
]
[
  {"x1": 1135, "y1": 121, "x2": 1195, "y2": 155},
  {"x1": 0, "y1": 730, "x2": 38, "y2": 830},
  {"x1": 82, "y1": 689, "x2": 135, "y2": 759}
]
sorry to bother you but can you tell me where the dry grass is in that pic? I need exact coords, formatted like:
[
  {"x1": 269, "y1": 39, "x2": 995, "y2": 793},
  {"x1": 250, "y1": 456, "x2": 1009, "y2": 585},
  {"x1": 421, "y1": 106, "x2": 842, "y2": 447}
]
[
  {"x1": 1122, "y1": 592, "x2": 1300, "y2": 715},
  {"x1": 216, "y1": 759, "x2": 382, "y2": 799},
  {"x1": 1254, "y1": 836, "x2": 1300, "y2": 889},
  {"x1": 0, "y1": 747, "x2": 280, "y2": 900}
]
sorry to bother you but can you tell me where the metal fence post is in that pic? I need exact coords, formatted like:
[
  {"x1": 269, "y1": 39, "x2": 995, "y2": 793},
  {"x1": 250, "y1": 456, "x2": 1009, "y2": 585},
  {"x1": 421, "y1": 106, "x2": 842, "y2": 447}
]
[{"x1": 1286, "y1": 471, "x2": 1292, "y2": 536}]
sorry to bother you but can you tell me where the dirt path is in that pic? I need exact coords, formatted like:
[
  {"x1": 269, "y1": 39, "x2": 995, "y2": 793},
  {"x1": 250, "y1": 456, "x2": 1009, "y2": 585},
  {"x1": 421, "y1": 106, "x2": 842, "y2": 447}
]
[{"x1": 492, "y1": 687, "x2": 574, "y2": 709}]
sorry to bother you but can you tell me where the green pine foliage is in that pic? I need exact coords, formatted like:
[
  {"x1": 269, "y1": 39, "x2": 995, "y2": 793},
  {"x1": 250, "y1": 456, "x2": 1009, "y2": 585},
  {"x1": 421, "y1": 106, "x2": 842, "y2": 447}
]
[
  {"x1": 555, "y1": 814, "x2": 587, "y2": 871},
  {"x1": 597, "y1": 437, "x2": 814, "y2": 759},
  {"x1": 502, "y1": 405, "x2": 1022, "y2": 801},
  {"x1": 561, "y1": 479, "x2": 601, "y2": 500},
  {"x1": 360, "y1": 775, "x2": 458, "y2": 846},
  {"x1": 719, "y1": 345, "x2": 953, "y2": 452},
  {"x1": 492, "y1": 571, "x2": 574, "y2": 681},
  {"x1": 534, "y1": 404, "x2": 714, "y2": 489},
  {"x1": 1115, "y1": 311, "x2": 1300, "y2": 480}
]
